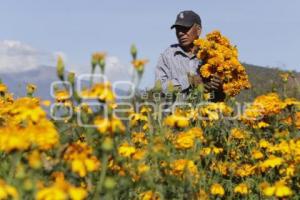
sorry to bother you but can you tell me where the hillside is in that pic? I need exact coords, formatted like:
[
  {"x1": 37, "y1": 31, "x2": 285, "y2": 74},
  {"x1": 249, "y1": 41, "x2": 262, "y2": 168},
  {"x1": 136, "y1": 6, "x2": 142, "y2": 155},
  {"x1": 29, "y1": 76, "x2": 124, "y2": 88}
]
[
  {"x1": 0, "y1": 64, "x2": 299, "y2": 102},
  {"x1": 0, "y1": 66, "x2": 58, "y2": 100},
  {"x1": 236, "y1": 63, "x2": 300, "y2": 101}
]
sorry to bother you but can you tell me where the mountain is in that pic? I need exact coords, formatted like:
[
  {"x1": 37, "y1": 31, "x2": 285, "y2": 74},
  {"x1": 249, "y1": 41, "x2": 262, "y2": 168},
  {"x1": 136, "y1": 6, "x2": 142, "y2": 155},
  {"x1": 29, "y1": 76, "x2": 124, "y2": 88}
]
[
  {"x1": 0, "y1": 66, "x2": 58, "y2": 100},
  {"x1": 236, "y1": 63, "x2": 300, "y2": 101},
  {"x1": 0, "y1": 64, "x2": 299, "y2": 102},
  {"x1": 0, "y1": 65, "x2": 128, "y2": 101}
]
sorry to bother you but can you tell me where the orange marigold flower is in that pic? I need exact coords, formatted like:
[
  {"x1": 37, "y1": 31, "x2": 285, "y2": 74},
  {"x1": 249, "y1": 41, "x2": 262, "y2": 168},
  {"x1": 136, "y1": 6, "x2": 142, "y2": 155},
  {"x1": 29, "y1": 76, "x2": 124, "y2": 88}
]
[
  {"x1": 132, "y1": 59, "x2": 148, "y2": 72},
  {"x1": 194, "y1": 30, "x2": 250, "y2": 96}
]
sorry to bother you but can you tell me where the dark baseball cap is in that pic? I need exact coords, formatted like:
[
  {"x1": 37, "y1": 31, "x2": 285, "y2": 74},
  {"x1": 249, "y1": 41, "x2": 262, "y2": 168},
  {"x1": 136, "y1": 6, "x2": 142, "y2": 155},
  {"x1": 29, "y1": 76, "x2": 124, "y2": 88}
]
[{"x1": 171, "y1": 10, "x2": 202, "y2": 29}]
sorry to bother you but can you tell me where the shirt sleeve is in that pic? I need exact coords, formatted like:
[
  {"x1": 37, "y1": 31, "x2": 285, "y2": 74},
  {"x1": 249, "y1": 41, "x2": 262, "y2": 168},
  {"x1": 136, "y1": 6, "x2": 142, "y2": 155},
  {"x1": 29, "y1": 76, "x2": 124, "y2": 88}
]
[
  {"x1": 155, "y1": 53, "x2": 174, "y2": 91},
  {"x1": 155, "y1": 51, "x2": 191, "y2": 92}
]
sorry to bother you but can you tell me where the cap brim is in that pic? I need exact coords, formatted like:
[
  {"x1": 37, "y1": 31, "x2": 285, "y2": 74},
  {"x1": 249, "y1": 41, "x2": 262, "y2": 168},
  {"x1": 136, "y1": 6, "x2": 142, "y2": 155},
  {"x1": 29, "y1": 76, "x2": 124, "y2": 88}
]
[{"x1": 170, "y1": 22, "x2": 192, "y2": 29}]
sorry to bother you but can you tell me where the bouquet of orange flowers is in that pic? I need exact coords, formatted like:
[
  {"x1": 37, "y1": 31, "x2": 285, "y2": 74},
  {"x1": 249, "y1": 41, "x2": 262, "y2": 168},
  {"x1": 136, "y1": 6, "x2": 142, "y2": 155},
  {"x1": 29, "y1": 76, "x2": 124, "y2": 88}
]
[{"x1": 194, "y1": 31, "x2": 251, "y2": 97}]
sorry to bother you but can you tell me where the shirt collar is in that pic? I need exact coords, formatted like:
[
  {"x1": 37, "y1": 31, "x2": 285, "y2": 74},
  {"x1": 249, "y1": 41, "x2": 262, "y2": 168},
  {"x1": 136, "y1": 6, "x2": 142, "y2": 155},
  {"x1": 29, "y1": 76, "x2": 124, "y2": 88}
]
[{"x1": 173, "y1": 44, "x2": 197, "y2": 59}]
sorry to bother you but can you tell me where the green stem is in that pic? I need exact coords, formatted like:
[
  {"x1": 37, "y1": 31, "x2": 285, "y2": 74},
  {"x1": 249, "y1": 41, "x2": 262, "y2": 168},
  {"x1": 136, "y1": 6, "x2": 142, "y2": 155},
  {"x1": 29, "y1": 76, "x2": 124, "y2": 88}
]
[
  {"x1": 7, "y1": 152, "x2": 22, "y2": 184},
  {"x1": 90, "y1": 66, "x2": 96, "y2": 86},
  {"x1": 283, "y1": 82, "x2": 287, "y2": 98},
  {"x1": 93, "y1": 153, "x2": 108, "y2": 200}
]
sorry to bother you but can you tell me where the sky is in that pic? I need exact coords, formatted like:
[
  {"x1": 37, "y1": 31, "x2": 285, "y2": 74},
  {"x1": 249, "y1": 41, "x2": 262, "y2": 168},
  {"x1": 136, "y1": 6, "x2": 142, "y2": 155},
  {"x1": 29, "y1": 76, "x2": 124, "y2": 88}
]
[{"x1": 0, "y1": 0, "x2": 300, "y2": 89}]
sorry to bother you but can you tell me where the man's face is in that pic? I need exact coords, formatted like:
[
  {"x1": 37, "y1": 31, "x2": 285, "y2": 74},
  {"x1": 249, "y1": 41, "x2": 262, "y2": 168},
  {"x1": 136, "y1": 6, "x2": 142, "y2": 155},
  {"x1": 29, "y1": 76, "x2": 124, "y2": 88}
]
[{"x1": 175, "y1": 24, "x2": 201, "y2": 48}]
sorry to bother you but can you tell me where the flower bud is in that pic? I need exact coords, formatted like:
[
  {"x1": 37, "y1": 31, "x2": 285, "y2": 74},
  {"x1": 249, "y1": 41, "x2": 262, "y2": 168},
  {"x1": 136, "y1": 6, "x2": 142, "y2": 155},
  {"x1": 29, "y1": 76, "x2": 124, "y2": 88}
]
[
  {"x1": 130, "y1": 44, "x2": 137, "y2": 60},
  {"x1": 153, "y1": 80, "x2": 162, "y2": 92},
  {"x1": 56, "y1": 56, "x2": 65, "y2": 80},
  {"x1": 92, "y1": 52, "x2": 106, "y2": 74},
  {"x1": 91, "y1": 54, "x2": 98, "y2": 71},
  {"x1": 167, "y1": 81, "x2": 175, "y2": 93},
  {"x1": 23, "y1": 179, "x2": 33, "y2": 191},
  {"x1": 104, "y1": 177, "x2": 116, "y2": 190},
  {"x1": 101, "y1": 137, "x2": 114, "y2": 151},
  {"x1": 15, "y1": 164, "x2": 26, "y2": 179},
  {"x1": 26, "y1": 83, "x2": 36, "y2": 97},
  {"x1": 197, "y1": 83, "x2": 204, "y2": 93}
]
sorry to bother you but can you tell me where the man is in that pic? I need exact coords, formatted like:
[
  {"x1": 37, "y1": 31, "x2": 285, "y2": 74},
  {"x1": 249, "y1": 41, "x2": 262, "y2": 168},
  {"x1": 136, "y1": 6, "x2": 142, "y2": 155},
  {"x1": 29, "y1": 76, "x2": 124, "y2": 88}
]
[{"x1": 155, "y1": 10, "x2": 225, "y2": 102}]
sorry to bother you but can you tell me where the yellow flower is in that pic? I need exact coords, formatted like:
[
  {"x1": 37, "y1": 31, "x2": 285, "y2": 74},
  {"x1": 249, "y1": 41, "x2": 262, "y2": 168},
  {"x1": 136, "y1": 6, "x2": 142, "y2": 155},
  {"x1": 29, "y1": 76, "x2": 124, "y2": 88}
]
[
  {"x1": 0, "y1": 83, "x2": 8, "y2": 94},
  {"x1": 286, "y1": 164, "x2": 295, "y2": 177},
  {"x1": 69, "y1": 187, "x2": 88, "y2": 200},
  {"x1": 118, "y1": 142, "x2": 136, "y2": 158},
  {"x1": 132, "y1": 149, "x2": 147, "y2": 160},
  {"x1": 262, "y1": 181, "x2": 292, "y2": 198},
  {"x1": 1, "y1": 97, "x2": 46, "y2": 124},
  {"x1": 256, "y1": 121, "x2": 269, "y2": 128},
  {"x1": 132, "y1": 59, "x2": 148, "y2": 72},
  {"x1": 28, "y1": 150, "x2": 42, "y2": 169},
  {"x1": 163, "y1": 114, "x2": 190, "y2": 128},
  {"x1": 234, "y1": 183, "x2": 249, "y2": 195},
  {"x1": 170, "y1": 159, "x2": 198, "y2": 178},
  {"x1": 188, "y1": 127, "x2": 205, "y2": 140},
  {"x1": 140, "y1": 106, "x2": 152, "y2": 115},
  {"x1": 94, "y1": 116, "x2": 125, "y2": 135},
  {"x1": 200, "y1": 146, "x2": 223, "y2": 156},
  {"x1": 36, "y1": 172, "x2": 87, "y2": 200},
  {"x1": 198, "y1": 102, "x2": 232, "y2": 126},
  {"x1": 259, "y1": 139, "x2": 272, "y2": 149},
  {"x1": 174, "y1": 131, "x2": 195, "y2": 149},
  {"x1": 139, "y1": 191, "x2": 160, "y2": 200},
  {"x1": 283, "y1": 112, "x2": 300, "y2": 129},
  {"x1": 27, "y1": 119, "x2": 60, "y2": 150},
  {"x1": 210, "y1": 161, "x2": 228, "y2": 176},
  {"x1": 200, "y1": 147, "x2": 212, "y2": 156},
  {"x1": 63, "y1": 141, "x2": 100, "y2": 177},
  {"x1": 229, "y1": 128, "x2": 248, "y2": 140},
  {"x1": 194, "y1": 30, "x2": 250, "y2": 96},
  {"x1": 241, "y1": 93, "x2": 287, "y2": 127},
  {"x1": 196, "y1": 189, "x2": 209, "y2": 200},
  {"x1": 251, "y1": 149, "x2": 264, "y2": 160},
  {"x1": 282, "y1": 98, "x2": 300, "y2": 108},
  {"x1": 54, "y1": 89, "x2": 70, "y2": 103},
  {"x1": 138, "y1": 163, "x2": 150, "y2": 174},
  {"x1": 263, "y1": 186, "x2": 276, "y2": 197},
  {"x1": 81, "y1": 82, "x2": 115, "y2": 103},
  {"x1": 41, "y1": 100, "x2": 51, "y2": 107},
  {"x1": 0, "y1": 179, "x2": 18, "y2": 200},
  {"x1": 210, "y1": 183, "x2": 225, "y2": 196},
  {"x1": 129, "y1": 113, "x2": 149, "y2": 131},
  {"x1": 274, "y1": 181, "x2": 292, "y2": 197},
  {"x1": 212, "y1": 147, "x2": 223, "y2": 154},
  {"x1": 0, "y1": 125, "x2": 31, "y2": 152},
  {"x1": 260, "y1": 156, "x2": 283, "y2": 172},
  {"x1": 131, "y1": 132, "x2": 148, "y2": 145},
  {"x1": 0, "y1": 99, "x2": 59, "y2": 153},
  {"x1": 235, "y1": 164, "x2": 256, "y2": 177},
  {"x1": 200, "y1": 64, "x2": 214, "y2": 78}
]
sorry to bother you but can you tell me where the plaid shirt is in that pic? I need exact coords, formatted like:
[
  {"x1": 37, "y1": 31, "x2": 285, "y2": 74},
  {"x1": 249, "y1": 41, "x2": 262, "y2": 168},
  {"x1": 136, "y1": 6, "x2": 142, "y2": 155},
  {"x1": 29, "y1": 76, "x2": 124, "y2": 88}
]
[{"x1": 155, "y1": 44, "x2": 202, "y2": 92}]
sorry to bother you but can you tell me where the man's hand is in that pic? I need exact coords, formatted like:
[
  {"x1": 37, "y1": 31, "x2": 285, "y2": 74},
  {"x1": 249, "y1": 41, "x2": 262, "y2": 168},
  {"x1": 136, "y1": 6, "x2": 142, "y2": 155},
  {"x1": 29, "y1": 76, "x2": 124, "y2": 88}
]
[
  {"x1": 188, "y1": 74, "x2": 203, "y2": 88},
  {"x1": 204, "y1": 74, "x2": 226, "y2": 101},
  {"x1": 204, "y1": 74, "x2": 223, "y2": 92}
]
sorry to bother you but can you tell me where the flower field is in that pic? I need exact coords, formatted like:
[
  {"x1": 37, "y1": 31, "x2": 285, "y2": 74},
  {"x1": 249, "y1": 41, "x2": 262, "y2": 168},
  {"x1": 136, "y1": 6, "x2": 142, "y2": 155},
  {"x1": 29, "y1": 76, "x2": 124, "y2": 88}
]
[{"x1": 0, "y1": 32, "x2": 300, "y2": 200}]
